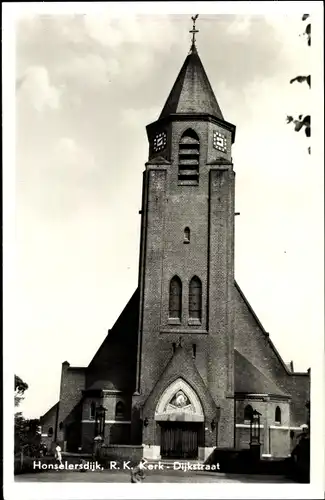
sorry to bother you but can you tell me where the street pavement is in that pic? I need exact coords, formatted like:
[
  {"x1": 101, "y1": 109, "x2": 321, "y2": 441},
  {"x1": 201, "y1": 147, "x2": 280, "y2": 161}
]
[{"x1": 15, "y1": 469, "x2": 295, "y2": 483}]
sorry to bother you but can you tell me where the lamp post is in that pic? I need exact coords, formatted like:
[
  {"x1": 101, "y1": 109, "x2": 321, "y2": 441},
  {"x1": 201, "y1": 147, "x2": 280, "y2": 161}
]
[
  {"x1": 249, "y1": 409, "x2": 262, "y2": 462},
  {"x1": 93, "y1": 405, "x2": 106, "y2": 459},
  {"x1": 95, "y1": 405, "x2": 107, "y2": 439}
]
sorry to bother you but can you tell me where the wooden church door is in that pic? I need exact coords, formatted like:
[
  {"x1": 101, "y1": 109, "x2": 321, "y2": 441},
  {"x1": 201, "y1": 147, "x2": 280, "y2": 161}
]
[{"x1": 160, "y1": 422, "x2": 199, "y2": 459}]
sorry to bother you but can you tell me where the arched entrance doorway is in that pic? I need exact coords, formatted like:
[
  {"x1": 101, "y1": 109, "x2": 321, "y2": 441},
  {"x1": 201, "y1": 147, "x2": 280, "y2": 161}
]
[{"x1": 155, "y1": 379, "x2": 204, "y2": 459}]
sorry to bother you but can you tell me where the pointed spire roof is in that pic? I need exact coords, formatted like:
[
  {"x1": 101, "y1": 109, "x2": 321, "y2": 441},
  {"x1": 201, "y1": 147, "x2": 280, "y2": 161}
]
[{"x1": 159, "y1": 44, "x2": 224, "y2": 121}]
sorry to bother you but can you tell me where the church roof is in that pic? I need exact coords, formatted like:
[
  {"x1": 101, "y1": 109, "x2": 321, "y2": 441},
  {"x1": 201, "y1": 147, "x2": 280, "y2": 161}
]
[
  {"x1": 40, "y1": 401, "x2": 58, "y2": 421},
  {"x1": 159, "y1": 45, "x2": 224, "y2": 121},
  {"x1": 234, "y1": 350, "x2": 290, "y2": 398}
]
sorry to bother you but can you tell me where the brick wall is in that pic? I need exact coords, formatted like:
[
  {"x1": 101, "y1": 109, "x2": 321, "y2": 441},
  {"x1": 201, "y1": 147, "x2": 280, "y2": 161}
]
[
  {"x1": 56, "y1": 362, "x2": 85, "y2": 446},
  {"x1": 269, "y1": 427, "x2": 291, "y2": 457},
  {"x1": 40, "y1": 403, "x2": 58, "y2": 451}
]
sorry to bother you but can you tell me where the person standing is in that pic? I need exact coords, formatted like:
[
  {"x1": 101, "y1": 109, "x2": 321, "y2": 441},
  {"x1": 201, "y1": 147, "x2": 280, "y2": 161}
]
[{"x1": 55, "y1": 442, "x2": 63, "y2": 467}]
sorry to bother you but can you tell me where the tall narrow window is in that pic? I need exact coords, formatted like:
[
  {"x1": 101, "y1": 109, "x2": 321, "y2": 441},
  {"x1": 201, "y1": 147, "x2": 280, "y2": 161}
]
[
  {"x1": 244, "y1": 404, "x2": 253, "y2": 423},
  {"x1": 192, "y1": 344, "x2": 197, "y2": 359},
  {"x1": 90, "y1": 402, "x2": 96, "y2": 420},
  {"x1": 189, "y1": 276, "x2": 202, "y2": 321},
  {"x1": 184, "y1": 227, "x2": 190, "y2": 243},
  {"x1": 275, "y1": 406, "x2": 281, "y2": 424},
  {"x1": 178, "y1": 129, "x2": 200, "y2": 185},
  {"x1": 169, "y1": 276, "x2": 182, "y2": 320},
  {"x1": 48, "y1": 427, "x2": 53, "y2": 437}
]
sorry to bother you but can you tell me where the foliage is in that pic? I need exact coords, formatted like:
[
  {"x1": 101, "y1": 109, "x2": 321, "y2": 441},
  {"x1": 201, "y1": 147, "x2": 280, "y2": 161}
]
[
  {"x1": 290, "y1": 75, "x2": 311, "y2": 88},
  {"x1": 15, "y1": 374, "x2": 28, "y2": 407},
  {"x1": 286, "y1": 114, "x2": 310, "y2": 136},
  {"x1": 14, "y1": 375, "x2": 42, "y2": 455},
  {"x1": 287, "y1": 14, "x2": 311, "y2": 154},
  {"x1": 15, "y1": 416, "x2": 42, "y2": 455}
]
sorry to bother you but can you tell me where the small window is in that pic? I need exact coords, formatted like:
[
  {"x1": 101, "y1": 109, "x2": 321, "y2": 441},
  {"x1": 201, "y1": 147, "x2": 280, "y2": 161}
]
[
  {"x1": 172, "y1": 342, "x2": 176, "y2": 353},
  {"x1": 184, "y1": 227, "x2": 190, "y2": 243},
  {"x1": 59, "y1": 422, "x2": 63, "y2": 431},
  {"x1": 275, "y1": 406, "x2": 281, "y2": 424},
  {"x1": 48, "y1": 427, "x2": 53, "y2": 437},
  {"x1": 244, "y1": 405, "x2": 253, "y2": 423},
  {"x1": 115, "y1": 401, "x2": 125, "y2": 420},
  {"x1": 192, "y1": 344, "x2": 197, "y2": 358},
  {"x1": 90, "y1": 402, "x2": 96, "y2": 420}
]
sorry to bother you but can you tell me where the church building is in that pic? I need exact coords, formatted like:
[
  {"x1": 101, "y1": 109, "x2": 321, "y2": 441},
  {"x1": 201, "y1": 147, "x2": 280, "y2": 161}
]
[{"x1": 40, "y1": 20, "x2": 310, "y2": 462}]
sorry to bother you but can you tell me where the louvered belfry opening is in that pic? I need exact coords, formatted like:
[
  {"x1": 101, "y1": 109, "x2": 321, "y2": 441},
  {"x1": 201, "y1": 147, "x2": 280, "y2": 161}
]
[{"x1": 178, "y1": 129, "x2": 200, "y2": 185}]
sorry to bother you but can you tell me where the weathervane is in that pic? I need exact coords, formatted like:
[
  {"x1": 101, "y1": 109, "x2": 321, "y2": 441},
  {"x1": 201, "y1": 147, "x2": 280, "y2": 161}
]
[{"x1": 189, "y1": 14, "x2": 199, "y2": 47}]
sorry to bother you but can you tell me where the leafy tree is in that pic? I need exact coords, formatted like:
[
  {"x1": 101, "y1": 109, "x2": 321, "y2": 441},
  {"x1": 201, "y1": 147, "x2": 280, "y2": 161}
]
[
  {"x1": 286, "y1": 14, "x2": 311, "y2": 154},
  {"x1": 14, "y1": 375, "x2": 42, "y2": 456},
  {"x1": 15, "y1": 374, "x2": 28, "y2": 407},
  {"x1": 14, "y1": 375, "x2": 29, "y2": 453}
]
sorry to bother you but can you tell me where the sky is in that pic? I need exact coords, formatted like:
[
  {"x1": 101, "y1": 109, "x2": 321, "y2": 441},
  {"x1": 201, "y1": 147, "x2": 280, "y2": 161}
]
[{"x1": 9, "y1": 5, "x2": 323, "y2": 419}]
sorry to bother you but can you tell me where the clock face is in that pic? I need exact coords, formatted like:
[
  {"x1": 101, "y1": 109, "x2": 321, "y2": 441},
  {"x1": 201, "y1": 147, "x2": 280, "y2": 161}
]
[
  {"x1": 153, "y1": 131, "x2": 167, "y2": 153},
  {"x1": 213, "y1": 130, "x2": 228, "y2": 153}
]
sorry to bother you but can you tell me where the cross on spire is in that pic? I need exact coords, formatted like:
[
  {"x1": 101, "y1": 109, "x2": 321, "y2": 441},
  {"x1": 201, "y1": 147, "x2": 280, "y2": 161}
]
[{"x1": 189, "y1": 14, "x2": 199, "y2": 48}]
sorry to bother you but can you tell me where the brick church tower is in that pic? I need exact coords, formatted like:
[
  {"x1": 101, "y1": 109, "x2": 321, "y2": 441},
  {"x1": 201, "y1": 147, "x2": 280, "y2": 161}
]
[{"x1": 132, "y1": 35, "x2": 237, "y2": 459}]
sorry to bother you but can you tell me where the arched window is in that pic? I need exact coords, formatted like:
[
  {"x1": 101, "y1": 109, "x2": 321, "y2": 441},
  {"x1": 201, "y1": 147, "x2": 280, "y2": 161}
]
[
  {"x1": 48, "y1": 427, "x2": 53, "y2": 437},
  {"x1": 244, "y1": 405, "x2": 253, "y2": 423},
  {"x1": 275, "y1": 406, "x2": 281, "y2": 424},
  {"x1": 90, "y1": 402, "x2": 96, "y2": 420},
  {"x1": 178, "y1": 129, "x2": 200, "y2": 185},
  {"x1": 115, "y1": 401, "x2": 125, "y2": 420},
  {"x1": 169, "y1": 276, "x2": 182, "y2": 320},
  {"x1": 189, "y1": 276, "x2": 202, "y2": 321},
  {"x1": 184, "y1": 227, "x2": 190, "y2": 243},
  {"x1": 59, "y1": 422, "x2": 63, "y2": 431}
]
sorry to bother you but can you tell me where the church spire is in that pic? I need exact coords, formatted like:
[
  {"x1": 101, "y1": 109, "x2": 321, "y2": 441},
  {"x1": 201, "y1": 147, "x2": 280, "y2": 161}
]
[{"x1": 158, "y1": 16, "x2": 224, "y2": 121}]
